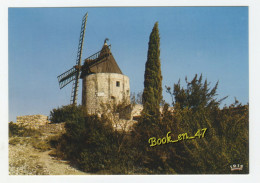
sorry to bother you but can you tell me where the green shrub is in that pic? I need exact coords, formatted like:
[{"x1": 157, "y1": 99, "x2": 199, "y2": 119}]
[
  {"x1": 9, "y1": 122, "x2": 19, "y2": 137},
  {"x1": 53, "y1": 114, "x2": 136, "y2": 174},
  {"x1": 9, "y1": 122, "x2": 41, "y2": 137},
  {"x1": 48, "y1": 135, "x2": 60, "y2": 148},
  {"x1": 49, "y1": 105, "x2": 85, "y2": 123},
  {"x1": 50, "y1": 74, "x2": 248, "y2": 174},
  {"x1": 132, "y1": 75, "x2": 249, "y2": 174}
]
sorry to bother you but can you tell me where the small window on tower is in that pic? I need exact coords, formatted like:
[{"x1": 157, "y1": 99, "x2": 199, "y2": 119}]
[{"x1": 116, "y1": 81, "x2": 120, "y2": 87}]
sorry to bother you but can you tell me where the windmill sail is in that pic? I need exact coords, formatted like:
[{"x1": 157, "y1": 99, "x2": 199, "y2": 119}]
[
  {"x1": 57, "y1": 12, "x2": 88, "y2": 105},
  {"x1": 70, "y1": 12, "x2": 88, "y2": 105},
  {"x1": 57, "y1": 67, "x2": 77, "y2": 89}
]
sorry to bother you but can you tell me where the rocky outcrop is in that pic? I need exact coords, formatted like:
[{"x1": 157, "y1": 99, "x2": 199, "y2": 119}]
[{"x1": 16, "y1": 115, "x2": 50, "y2": 129}]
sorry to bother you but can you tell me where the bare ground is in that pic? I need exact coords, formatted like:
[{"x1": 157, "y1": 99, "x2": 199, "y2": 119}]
[{"x1": 9, "y1": 137, "x2": 88, "y2": 175}]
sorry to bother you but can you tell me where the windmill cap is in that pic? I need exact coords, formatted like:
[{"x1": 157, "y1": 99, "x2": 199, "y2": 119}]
[{"x1": 104, "y1": 38, "x2": 109, "y2": 45}]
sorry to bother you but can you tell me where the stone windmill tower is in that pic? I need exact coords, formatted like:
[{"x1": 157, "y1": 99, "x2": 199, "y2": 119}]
[{"x1": 80, "y1": 39, "x2": 130, "y2": 114}]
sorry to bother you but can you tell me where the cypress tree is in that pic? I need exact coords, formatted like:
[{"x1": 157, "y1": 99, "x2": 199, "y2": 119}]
[{"x1": 142, "y1": 22, "x2": 162, "y2": 118}]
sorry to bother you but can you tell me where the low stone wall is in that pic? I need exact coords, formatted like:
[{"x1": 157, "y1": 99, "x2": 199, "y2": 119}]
[
  {"x1": 16, "y1": 115, "x2": 50, "y2": 129},
  {"x1": 113, "y1": 119, "x2": 137, "y2": 132},
  {"x1": 131, "y1": 104, "x2": 143, "y2": 117},
  {"x1": 131, "y1": 104, "x2": 174, "y2": 117}
]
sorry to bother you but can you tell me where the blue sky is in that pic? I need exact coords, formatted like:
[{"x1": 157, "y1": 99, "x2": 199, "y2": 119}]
[{"x1": 8, "y1": 7, "x2": 248, "y2": 122}]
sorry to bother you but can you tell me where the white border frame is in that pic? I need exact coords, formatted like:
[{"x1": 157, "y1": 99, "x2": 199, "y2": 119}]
[{"x1": 1, "y1": 1, "x2": 259, "y2": 183}]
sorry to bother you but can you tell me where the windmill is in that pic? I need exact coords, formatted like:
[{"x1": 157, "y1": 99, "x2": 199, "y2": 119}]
[
  {"x1": 57, "y1": 12, "x2": 88, "y2": 105},
  {"x1": 57, "y1": 12, "x2": 130, "y2": 113}
]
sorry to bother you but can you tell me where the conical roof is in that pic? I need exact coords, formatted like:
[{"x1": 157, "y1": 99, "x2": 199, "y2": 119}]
[{"x1": 80, "y1": 43, "x2": 123, "y2": 78}]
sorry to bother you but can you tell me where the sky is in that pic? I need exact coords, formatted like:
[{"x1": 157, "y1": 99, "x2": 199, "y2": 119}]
[{"x1": 8, "y1": 7, "x2": 248, "y2": 122}]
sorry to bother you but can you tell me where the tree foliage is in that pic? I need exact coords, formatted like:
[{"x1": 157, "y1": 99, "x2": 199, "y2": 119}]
[
  {"x1": 49, "y1": 105, "x2": 85, "y2": 123},
  {"x1": 51, "y1": 102, "x2": 137, "y2": 174},
  {"x1": 166, "y1": 74, "x2": 227, "y2": 110},
  {"x1": 130, "y1": 91, "x2": 143, "y2": 105},
  {"x1": 133, "y1": 74, "x2": 249, "y2": 174},
  {"x1": 142, "y1": 22, "x2": 162, "y2": 118},
  {"x1": 51, "y1": 74, "x2": 248, "y2": 174}
]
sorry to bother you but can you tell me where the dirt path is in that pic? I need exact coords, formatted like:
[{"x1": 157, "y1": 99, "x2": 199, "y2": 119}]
[
  {"x1": 38, "y1": 150, "x2": 88, "y2": 175},
  {"x1": 9, "y1": 138, "x2": 88, "y2": 175}
]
